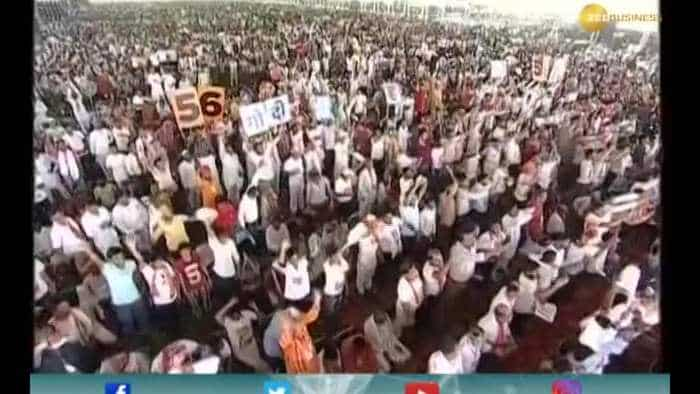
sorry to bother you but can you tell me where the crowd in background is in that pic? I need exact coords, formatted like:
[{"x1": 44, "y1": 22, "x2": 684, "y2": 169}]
[{"x1": 33, "y1": 1, "x2": 661, "y2": 374}]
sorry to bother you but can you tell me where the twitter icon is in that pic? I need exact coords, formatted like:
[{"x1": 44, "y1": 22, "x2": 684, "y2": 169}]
[{"x1": 264, "y1": 380, "x2": 292, "y2": 394}]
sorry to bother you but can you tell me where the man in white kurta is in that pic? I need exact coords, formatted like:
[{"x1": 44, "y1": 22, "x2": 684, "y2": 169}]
[
  {"x1": 283, "y1": 152, "x2": 306, "y2": 215},
  {"x1": 394, "y1": 266, "x2": 424, "y2": 336},
  {"x1": 357, "y1": 235, "x2": 379, "y2": 296}
]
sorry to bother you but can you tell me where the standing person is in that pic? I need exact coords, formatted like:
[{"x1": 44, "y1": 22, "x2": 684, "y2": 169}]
[
  {"x1": 218, "y1": 135, "x2": 244, "y2": 205},
  {"x1": 88, "y1": 125, "x2": 113, "y2": 176},
  {"x1": 84, "y1": 244, "x2": 150, "y2": 337},
  {"x1": 428, "y1": 336, "x2": 463, "y2": 374},
  {"x1": 112, "y1": 195, "x2": 150, "y2": 253},
  {"x1": 207, "y1": 225, "x2": 241, "y2": 308},
  {"x1": 56, "y1": 140, "x2": 82, "y2": 193},
  {"x1": 140, "y1": 256, "x2": 179, "y2": 334},
  {"x1": 334, "y1": 169, "x2": 355, "y2": 218},
  {"x1": 363, "y1": 309, "x2": 412, "y2": 373},
  {"x1": 152, "y1": 204, "x2": 190, "y2": 254},
  {"x1": 279, "y1": 291, "x2": 323, "y2": 374},
  {"x1": 322, "y1": 252, "x2": 350, "y2": 339},
  {"x1": 238, "y1": 186, "x2": 264, "y2": 247},
  {"x1": 356, "y1": 233, "x2": 379, "y2": 296},
  {"x1": 50, "y1": 210, "x2": 90, "y2": 257},
  {"x1": 177, "y1": 152, "x2": 200, "y2": 214},
  {"x1": 447, "y1": 231, "x2": 488, "y2": 285},
  {"x1": 105, "y1": 145, "x2": 129, "y2": 190},
  {"x1": 215, "y1": 297, "x2": 272, "y2": 372},
  {"x1": 284, "y1": 151, "x2": 306, "y2": 216},
  {"x1": 394, "y1": 264, "x2": 425, "y2": 337},
  {"x1": 265, "y1": 217, "x2": 291, "y2": 256},
  {"x1": 357, "y1": 160, "x2": 377, "y2": 218},
  {"x1": 438, "y1": 169, "x2": 459, "y2": 251},
  {"x1": 272, "y1": 242, "x2": 311, "y2": 304},
  {"x1": 199, "y1": 166, "x2": 221, "y2": 209},
  {"x1": 173, "y1": 242, "x2": 213, "y2": 318},
  {"x1": 458, "y1": 326, "x2": 485, "y2": 373},
  {"x1": 478, "y1": 304, "x2": 517, "y2": 357}
]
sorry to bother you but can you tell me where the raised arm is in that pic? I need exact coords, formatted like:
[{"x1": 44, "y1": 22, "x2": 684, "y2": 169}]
[{"x1": 214, "y1": 296, "x2": 239, "y2": 327}]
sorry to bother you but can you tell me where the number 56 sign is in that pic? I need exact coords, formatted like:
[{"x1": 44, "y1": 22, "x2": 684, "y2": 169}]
[{"x1": 168, "y1": 86, "x2": 226, "y2": 129}]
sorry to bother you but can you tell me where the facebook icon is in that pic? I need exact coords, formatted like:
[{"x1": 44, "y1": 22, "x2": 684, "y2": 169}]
[{"x1": 105, "y1": 383, "x2": 131, "y2": 394}]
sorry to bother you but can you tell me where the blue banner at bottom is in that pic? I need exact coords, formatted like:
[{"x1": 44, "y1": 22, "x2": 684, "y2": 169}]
[{"x1": 31, "y1": 374, "x2": 670, "y2": 394}]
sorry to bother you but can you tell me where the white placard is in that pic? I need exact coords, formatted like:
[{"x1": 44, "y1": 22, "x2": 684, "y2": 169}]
[
  {"x1": 313, "y1": 96, "x2": 333, "y2": 121},
  {"x1": 382, "y1": 82, "x2": 402, "y2": 105},
  {"x1": 490, "y1": 60, "x2": 507, "y2": 80},
  {"x1": 548, "y1": 55, "x2": 569, "y2": 85},
  {"x1": 239, "y1": 95, "x2": 292, "y2": 138},
  {"x1": 535, "y1": 302, "x2": 557, "y2": 323}
]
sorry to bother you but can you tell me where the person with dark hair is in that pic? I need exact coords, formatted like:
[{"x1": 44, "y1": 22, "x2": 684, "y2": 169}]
[
  {"x1": 458, "y1": 325, "x2": 485, "y2": 373},
  {"x1": 34, "y1": 323, "x2": 100, "y2": 373},
  {"x1": 173, "y1": 241, "x2": 212, "y2": 317},
  {"x1": 208, "y1": 225, "x2": 241, "y2": 309},
  {"x1": 272, "y1": 240, "x2": 311, "y2": 304},
  {"x1": 215, "y1": 296, "x2": 271, "y2": 372},
  {"x1": 341, "y1": 334, "x2": 379, "y2": 373},
  {"x1": 84, "y1": 241, "x2": 150, "y2": 337},
  {"x1": 394, "y1": 263, "x2": 424, "y2": 337},
  {"x1": 478, "y1": 303, "x2": 517, "y2": 358},
  {"x1": 279, "y1": 290, "x2": 322, "y2": 373},
  {"x1": 319, "y1": 341, "x2": 343, "y2": 373},
  {"x1": 428, "y1": 335, "x2": 462, "y2": 373}
]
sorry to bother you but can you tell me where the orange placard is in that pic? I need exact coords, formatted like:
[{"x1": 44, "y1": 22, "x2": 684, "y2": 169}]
[{"x1": 198, "y1": 86, "x2": 225, "y2": 124}]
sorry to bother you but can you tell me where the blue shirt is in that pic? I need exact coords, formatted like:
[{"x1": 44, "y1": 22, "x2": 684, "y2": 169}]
[
  {"x1": 263, "y1": 311, "x2": 284, "y2": 359},
  {"x1": 102, "y1": 260, "x2": 141, "y2": 306}
]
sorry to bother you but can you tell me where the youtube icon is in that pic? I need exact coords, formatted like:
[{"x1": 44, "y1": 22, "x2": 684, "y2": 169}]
[{"x1": 405, "y1": 381, "x2": 440, "y2": 394}]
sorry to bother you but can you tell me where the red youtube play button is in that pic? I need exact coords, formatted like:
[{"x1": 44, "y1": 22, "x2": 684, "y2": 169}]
[{"x1": 405, "y1": 382, "x2": 440, "y2": 394}]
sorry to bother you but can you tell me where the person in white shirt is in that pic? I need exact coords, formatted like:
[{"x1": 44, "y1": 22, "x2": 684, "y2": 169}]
[
  {"x1": 531, "y1": 250, "x2": 570, "y2": 301},
  {"x1": 112, "y1": 195, "x2": 150, "y2": 253},
  {"x1": 478, "y1": 303, "x2": 517, "y2": 357},
  {"x1": 458, "y1": 326, "x2": 485, "y2": 373},
  {"x1": 419, "y1": 199, "x2": 437, "y2": 242},
  {"x1": 265, "y1": 218, "x2": 291, "y2": 256},
  {"x1": 322, "y1": 252, "x2": 350, "y2": 337},
  {"x1": 333, "y1": 132, "x2": 351, "y2": 179},
  {"x1": 577, "y1": 150, "x2": 594, "y2": 188},
  {"x1": 141, "y1": 258, "x2": 179, "y2": 332},
  {"x1": 500, "y1": 205, "x2": 534, "y2": 265},
  {"x1": 378, "y1": 213, "x2": 403, "y2": 264},
  {"x1": 357, "y1": 160, "x2": 378, "y2": 218},
  {"x1": 428, "y1": 336, "x2": 463, "y2": 374},
  {"x1": 394, "y1": 264, "x2": 424, "y2": 337},
  {"x1": 306, "y1": 169, "x2": 333, "y2": 215},
  {"x1": 272, "y1": 242, "x2": 311, "y2": 303},
  {"x1": 481, "y1": 142, "x2": 501, "y2": 177},
  {"x1": 177, "y1": 152, "x2": 200, "y2": 214},
  {"x1": 399, "y1": 178, "x2": 426, "y2": 250},
  {"x1": 284, "y1": 151, "x2": 306, "y2": 215},
  {"x1": 356, "y1": 234, "x2": 379, "y2": 296},
  {"x1": 334, "y1": 169, "x2": 355, "y2": 217},
  {"x1": 124, "y1": 147, "x2": 144, "y2": 186},
  {"x1": 208, "y1": 228, "x2": 241, "y2": 308},
  {"x1": 80, "y1": 203, "x2": 111, "y2": 240},
  {"x1": 56, "y1": 141, "x2": 82, "y2": 192},
  {"x1": 448, "y1": 231, "x2": 488, "y2": 284},
  {"x1": 504, "y1": 134, "x2": 521, "y2": 166},
  {"x1": 112, "y1": 121, "x2": 132, "y2": 153},
  {"x1": 422, "y1": 249, "x2": 447, "y2": 298},
  {"x1": 89, "y1": 126, "x2": 113, "y2": 175},
  {"x1": 488, "y1": 282, "x2": 520, "y2": 317},
  {"x1": 149, "y1": 157, "x2": 178, "y2": 193},
  {"x1": 105, "y1": 146, "x2": 129, "y2": 189},
  {"x1": 469, "y1": 176, "x2": 492, "y2": 215},
  {"x1": 217, "y1": 135, "x2": 244, "y2": 204},
  {"x1": 50, "y1": 211, "x2": 90, "y2": 256},
  {"x1": 214, "y1": 297, "x2": 271, "y2": 372}
]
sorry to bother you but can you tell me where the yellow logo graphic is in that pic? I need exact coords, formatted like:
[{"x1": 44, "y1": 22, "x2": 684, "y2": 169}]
[
  {"x1": 579, "y1": 3, "x2": 609, "y2": 32},
  {"x1": 579, "y1": 3, "x2": 660, "y2": 32}
]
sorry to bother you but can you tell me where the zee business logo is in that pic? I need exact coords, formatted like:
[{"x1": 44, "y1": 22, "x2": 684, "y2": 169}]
[{"x1": 579, "y1": 3, "x2": 660, "y2": 32}]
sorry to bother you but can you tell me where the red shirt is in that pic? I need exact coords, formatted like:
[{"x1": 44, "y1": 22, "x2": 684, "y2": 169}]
[
  {"x1": 415, "y1": 88, "x2": 429, "y2": 115},
  {"x1": 353, "y1": 124, "x2": 372, "y2": 159},
  {"x1": 214, "y1": 201, "x2": 238, "y2": 235},
  {"x1": 174, "y1": 256, "x2": 210, "y2": 295}
]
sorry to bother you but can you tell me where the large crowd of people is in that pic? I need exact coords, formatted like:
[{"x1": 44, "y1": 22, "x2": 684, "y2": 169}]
[{"x1": 33, "y1": 1, "x2": 661, "y2": 374}]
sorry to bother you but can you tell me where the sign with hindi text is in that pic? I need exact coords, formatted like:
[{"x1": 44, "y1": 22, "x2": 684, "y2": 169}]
[{"x1": 239, "y1": 95, "x2": 292, "y2": 138}]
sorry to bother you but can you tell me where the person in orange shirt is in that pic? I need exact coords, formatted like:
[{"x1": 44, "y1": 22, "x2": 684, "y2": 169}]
[
  {"x1": 279, "y1": 290, "x2": 322, "y2": 374},
  {"x1": 199, "y1": 166, "x2": 221, "y2": 209}
]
